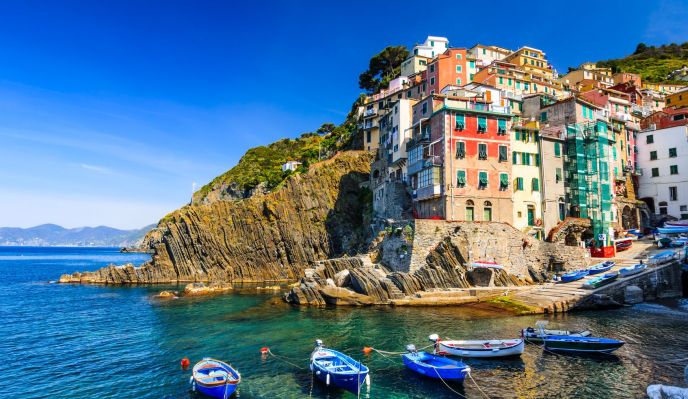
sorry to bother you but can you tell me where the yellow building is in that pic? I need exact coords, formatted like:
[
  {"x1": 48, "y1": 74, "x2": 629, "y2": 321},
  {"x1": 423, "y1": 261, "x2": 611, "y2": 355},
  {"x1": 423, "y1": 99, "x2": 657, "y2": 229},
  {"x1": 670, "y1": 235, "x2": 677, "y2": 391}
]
[
  {"x1": 666, "y1": 88, "x2": 688, "y2": 109},
  {"x1": 559, "y1": 62, "x2": 614, "y2": 90},
  {"x1": 641, "y1": 82, "x2": 686, "y2": 94},
  {"x1": 511, "y1": 120, "x2": 543, "y2": 238},
  {"x1": 504, "y1": 46, "x2": 554, "y2": 81}
]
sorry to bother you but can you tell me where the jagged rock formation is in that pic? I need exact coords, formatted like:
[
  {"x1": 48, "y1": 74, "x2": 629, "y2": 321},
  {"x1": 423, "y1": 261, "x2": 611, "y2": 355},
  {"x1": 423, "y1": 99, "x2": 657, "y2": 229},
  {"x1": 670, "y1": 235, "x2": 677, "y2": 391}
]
[
  {"x1": 59, "y1": 151, "x2": 374, "y2": 285},
  {"x1": 284, "y1": 221, "x2": 590, "y2": 306}
]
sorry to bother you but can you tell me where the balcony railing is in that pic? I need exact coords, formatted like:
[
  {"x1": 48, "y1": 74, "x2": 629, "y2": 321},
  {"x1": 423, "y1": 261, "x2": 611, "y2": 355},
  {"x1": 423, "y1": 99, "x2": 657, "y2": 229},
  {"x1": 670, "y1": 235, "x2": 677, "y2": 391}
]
[{"x1": 415, "y1": 184, "x2": 442, "y2": 201}]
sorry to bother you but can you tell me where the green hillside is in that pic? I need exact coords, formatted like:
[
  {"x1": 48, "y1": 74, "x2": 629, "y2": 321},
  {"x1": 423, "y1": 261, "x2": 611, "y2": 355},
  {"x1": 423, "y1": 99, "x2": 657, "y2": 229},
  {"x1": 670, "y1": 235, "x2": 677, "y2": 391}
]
[{"x1": 597, "y1": 42, "x2": 688, "y2": 83}]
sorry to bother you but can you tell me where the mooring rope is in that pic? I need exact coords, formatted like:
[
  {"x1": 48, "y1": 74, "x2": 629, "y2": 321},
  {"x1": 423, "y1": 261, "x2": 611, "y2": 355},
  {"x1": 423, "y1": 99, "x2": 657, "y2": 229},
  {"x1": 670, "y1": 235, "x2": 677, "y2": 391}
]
[
  {"x1": 267, "y1": 349, "x2": 308, "y2": 370},
  {"x1": 432, "y1": 367, "x2": 468, "y2": 398},
  {"x1": 468, "y1": 371, "x2": 491, "y2": 399},
  {"x1": 368, "y1": 342, "x2": 435, "y2": 356}
]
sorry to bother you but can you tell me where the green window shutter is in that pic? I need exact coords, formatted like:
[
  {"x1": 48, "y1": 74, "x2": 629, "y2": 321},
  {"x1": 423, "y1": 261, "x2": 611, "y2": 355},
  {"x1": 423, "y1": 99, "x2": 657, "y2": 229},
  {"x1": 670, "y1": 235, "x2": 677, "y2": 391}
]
[
  {"x1": 513, "y1": 151, "x2": 518, "y2": 164},
  {"x1": 500, "y1": 173, "x2": 509, "y2": 188},
  {"x1": 479, "y1": 171, "x2": 488, "y2": 186},
  {"x1": 508, "y1": 78, "x2": 512, "y2": 86},
  {"x1": 515, "y1": 131, "x2": 521, "y2": 140},
  {"x1": 478, "y1": 116, "x2": 487, "y2": 131},
  {"x1": 499, "y1": 145, "x2": 507, "y2": 161},
  {"x1": 516, "y1": 177, "x2": 523, "y2": 190},
  {"x1": 555, "y1": 168, "x2": 562, "y2": 182},
  {"x1": 478, "y1": 143, "x2": 487, "y2": 159},
  {"x1": 457, "y1": 170, "x2": 466, "y2": 186},
  {"x1": 523, "y1": 153, "x2": 530, "y2": 165},
  {"x1": 535, "y1": 154, "x2": 540, "y2": 166},
  {"x1": 456, "y1": 141, "x2": 466, "y2": 158},
  {"x1": 455, "y1": 114, "x2": 465, "y2": 129},
  {"x1": 499, "y1": 77, "x2": 503, "y2": 84},
  {"x1": 532, "y1": 178, "x2": 539, "y2": 191},
  {"x1": 554, "y1": 142, "x2": 561, "y2": 157},
  {"x1": 612, "y1": 146, "x2": 617, "y2": 160}
]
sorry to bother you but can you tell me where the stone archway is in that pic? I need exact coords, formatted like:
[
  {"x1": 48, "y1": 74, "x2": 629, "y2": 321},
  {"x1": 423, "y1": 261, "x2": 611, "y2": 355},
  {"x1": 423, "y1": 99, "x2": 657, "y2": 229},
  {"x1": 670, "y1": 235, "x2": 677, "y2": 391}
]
[{"x1": 622, "y1": 206, "x2": 633, "y2": 230}]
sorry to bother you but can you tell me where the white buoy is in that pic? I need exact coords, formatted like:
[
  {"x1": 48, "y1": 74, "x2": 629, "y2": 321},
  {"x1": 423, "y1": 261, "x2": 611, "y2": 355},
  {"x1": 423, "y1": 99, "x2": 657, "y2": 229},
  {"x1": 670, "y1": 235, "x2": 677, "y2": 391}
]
[
  {"x1": 326, "y1": 373, "x2": 330, "y2": 386},
  {"x1": 365, "y1": 374, "x2": 370, "y2": 386}
]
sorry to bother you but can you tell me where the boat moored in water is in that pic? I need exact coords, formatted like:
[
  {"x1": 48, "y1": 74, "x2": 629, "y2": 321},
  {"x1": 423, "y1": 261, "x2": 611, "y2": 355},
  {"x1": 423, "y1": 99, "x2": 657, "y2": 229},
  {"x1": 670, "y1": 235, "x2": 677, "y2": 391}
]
[
  {"x1": 432, "y1": 334, "x2": 524, "y2": 358},
  {"x1": 543, "y1": 335, "x2": 625, "y2": 354},
  {"x1": 190, "y1": 358, "x2": 241, "y2": 399},
  {"x1": 522, "y1": 326, "x2": 591, "y2": 343},
  {"x1": 402, "y1": 345, "x2": 470, "y2": 381},
  {"x1": 310, "y1": 340, "x2": 369, "y2": 393}
]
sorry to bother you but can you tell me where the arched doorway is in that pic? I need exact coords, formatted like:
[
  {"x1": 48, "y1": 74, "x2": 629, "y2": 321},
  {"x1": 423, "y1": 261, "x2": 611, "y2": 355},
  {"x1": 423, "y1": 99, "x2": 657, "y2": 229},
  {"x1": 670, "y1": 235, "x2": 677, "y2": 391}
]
[
  {"x1": 483, "y1": 201, "x2": 492, "y2": 222},
  {"x1": 622, "y1": 206, "x2": 633, "y2": 229}
]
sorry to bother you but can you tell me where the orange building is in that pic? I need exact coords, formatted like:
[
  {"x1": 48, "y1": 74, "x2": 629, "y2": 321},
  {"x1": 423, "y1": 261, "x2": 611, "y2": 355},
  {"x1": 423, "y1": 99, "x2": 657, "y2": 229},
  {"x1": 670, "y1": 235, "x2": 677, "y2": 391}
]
[{"x1": 425, "y1": 48, "x2": 468, "y2": 95}]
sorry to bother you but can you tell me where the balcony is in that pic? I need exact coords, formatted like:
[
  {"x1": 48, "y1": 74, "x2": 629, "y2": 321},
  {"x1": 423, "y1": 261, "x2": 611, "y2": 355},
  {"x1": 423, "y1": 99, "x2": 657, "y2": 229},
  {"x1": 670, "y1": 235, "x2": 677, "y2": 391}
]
[
  {"x1": 416, "y1": 184, "x2": 442, "y2": 201},
  {"x1": 611, "y1": 112, "x2": 632, "y2": 122},
  {"x1": 364, "y1": 109, "x2": 377, "y2": 117},
  {"x1": 407, "y1": 156, "x2": 442, "y2": 176},
  {"x1": 633, "y1": 167, "x2": 643, "y2": 176}
]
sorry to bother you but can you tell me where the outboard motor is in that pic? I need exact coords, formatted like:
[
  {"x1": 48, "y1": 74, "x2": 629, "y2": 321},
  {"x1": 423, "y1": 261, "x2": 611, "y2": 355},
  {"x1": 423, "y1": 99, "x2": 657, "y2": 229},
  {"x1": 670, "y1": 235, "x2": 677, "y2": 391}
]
[
  {"x1": 315, "y1": 339, "x2": 323, "y2": 348},
  {"x1": 406, "y1": 344, "x2": 417, "y2": 353},
  {"x1": 428, "y1": 334, "x2": 439, "y2": 342}
]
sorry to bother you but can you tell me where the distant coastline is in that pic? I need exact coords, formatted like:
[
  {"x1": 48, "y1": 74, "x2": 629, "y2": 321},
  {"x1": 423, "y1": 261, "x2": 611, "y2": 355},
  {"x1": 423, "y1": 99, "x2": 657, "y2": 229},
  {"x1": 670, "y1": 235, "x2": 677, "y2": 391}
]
[{"x1": 0, "y1": 223, "x2": 154, "y2": 247}]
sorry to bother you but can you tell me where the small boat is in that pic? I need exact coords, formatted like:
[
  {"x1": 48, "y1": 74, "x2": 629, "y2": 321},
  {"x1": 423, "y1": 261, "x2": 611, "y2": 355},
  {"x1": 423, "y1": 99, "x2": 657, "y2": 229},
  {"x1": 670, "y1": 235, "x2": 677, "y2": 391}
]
[
  {"x1": 657, "y1": 226, "x2": 688, "y2": 234},
  {"x1": 588, "y1": 261, "x2": 615, "y2": 275},
  {"x1": 619, "y1": 263, "x2": 647, "y2": 278},
  {"x1": 402, "y1": 345, "x2": 470, "y2": 381},
  {"x1": 470, "y1": 260, "x2": 504, "y2": 270},
  {"x1": 310, "y1": 340, "x2": 369, "y2": 393},
  {"x1": 582, "y1": 272, "x2": 619, "y2": 289},
  {"x1": 560, "y1": 269, "x2": 589, "y2": 283},
  {"x1": 190, "y1": 358, "x2": 241, "y2": 399},
  {"x1": 626, "y1": 229, "x2": 642, "y2": 237},
  {"x1": 648, "y1": 250, "x2": 677, "y2": 266},
  {"x1": 615, "y1": 238, "x2": 633, "y2": 251},
  {"x1": 543, "y1": 335, "x2": 625, "y2": 354},
  {"x1": 665, "y1": 220, "x2": 688, "y2": 227},
  {"x1": 433, "y1": 335, "x2": 524, "y2": 358},
  {"x1": 522, "y1": 326, "x2": 591, "y2": 343}
]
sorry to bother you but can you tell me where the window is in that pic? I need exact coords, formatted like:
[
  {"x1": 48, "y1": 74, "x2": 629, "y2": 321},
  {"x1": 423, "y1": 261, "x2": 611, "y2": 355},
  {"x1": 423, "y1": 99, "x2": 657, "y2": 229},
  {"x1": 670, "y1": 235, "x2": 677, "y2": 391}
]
[
  {"x1": 612, "y1": 146, "x2": 617, "y2": 160},
  {"x1": 669, "y1": 148, "x2": 677, "y2": 157},
  {"x1": 508, "y1": 78, "x2": 512, "y2": 86},
  {"x1": 422, "y1": 102, "x2": 428, "y2": 114},
  {"x1": 497, "y1": 119, "x2": 506, "y2": 134},
  {"x1": 466, "y1": 204, "x2": 475, "y2": 221},
  {"x1": 456, "y1": 53, "x2": 462, "y2": 59},
  {"x1": 456, "y1": 78, "x2": 462, "y2": 85},
  {"x1": 540, "y1": 112, "x2": 548, "y2": 122},
  {"x1": 456, "y1": 141, "x2": 466, "y2": 159},
  {"x1": 512, "y1": 151, "x2": 519, "y2": 164},
  {"x1": 522, "y1": 153, "x2": 531, "y2": 166},
  {"x1": 429, "y1": 64, "x2": 435, "y2": 73},
  {"x1": 515, "y1": 131, "x2": 521, "y2": 141},
  {"x1": 499, "y1": 173, "x2": 509, "y2": 190},
  {"x1": 670, "y1": 165, "x2": 679, "y2": 175},
  {"x1": 477, "y1": 116, "x2": 487, "y2": 132},
  {"x1": 554, "y1": 142, "x2": 561, "y2": 157},
  {"x1": 456, "y1": 65, "x2": 462, "y2": 72},
  {"x1": 650, "y1": 151, "x2": 657, "y2": 160},
  {"x1": 470, "y1": 73, "x2": 474, "y2": 81},
  {"x1": 483, "y1": 201, "x2": 492, "y2": 221},
  {"x1": 646, "y1": 135, "x2": 654, "y2": 144},
  {"x1": 499, "y1": 77, "x2": 504, "y2": 84},
  {"x1": 555, "y1": 168, "x2": 562, "y2": 183},
  {"x1": 498, "y1": 145, "x2": 507, "y2": 162},
  {"x1": 515, "y1": 177, "x2": 524, "y2": 191},
  {"x1": 469, "y1": 60, "x2": 475, "y2": 68},
  {"x1": 456, "y1": 170, "x2": 466, "y2": 187},
  {"x1": 478, "y1": 171, "x2": 488, "y2": 188},
  {"x1": 455, "y1": 114, "x2": 465, "y2": 130},
  {"x1": 652, "y1": 167, "x2": 659, "y2": 177},
  {"x1": 558, "y1": 198, "x2": 566, "y2": 221},
  {"x1": 670, "y1": 186, "x2": 678, "y2": 201},
  {"x1": 527, "y1": 205, "x2": 536, "y2": 226},
  {"x1": 366, "y1": 131, "x2": 371, "y2": 143},
  {"x1": 681, "y1": 205, "x2": 688, "y2": 212},
  {"x1": 532, "y1": 178, "x2": 539, "y2": 191},
  {"x1": 478, "y1": 143, "x2": 488, "y2": 159},
  {"x1": 430, "y1": 77, "x2": 435, "y2": 85}
]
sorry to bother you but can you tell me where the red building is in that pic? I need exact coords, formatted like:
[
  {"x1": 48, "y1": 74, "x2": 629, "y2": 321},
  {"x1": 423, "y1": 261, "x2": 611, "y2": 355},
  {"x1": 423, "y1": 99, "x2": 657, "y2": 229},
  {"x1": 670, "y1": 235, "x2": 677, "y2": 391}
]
[{"x1": 424, "y1": 48, "x2": 468, "y2": 96}]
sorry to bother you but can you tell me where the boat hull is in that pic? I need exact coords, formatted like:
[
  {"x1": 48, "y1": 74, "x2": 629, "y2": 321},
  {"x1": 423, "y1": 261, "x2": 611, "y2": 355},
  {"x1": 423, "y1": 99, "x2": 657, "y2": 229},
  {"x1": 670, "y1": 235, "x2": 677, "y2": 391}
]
[
  {"x1": 196, "y1": 383, "x2": 238, "y2": 399},
  {"x1": 439, "y1": 339, "x2": 524, "y2": 358},
  {"x1": 619, "y1": 264, "x2": 647, "y2": 278},
  {"x1": 310, "y1": 348, "x2": 368, "y2": 393},
  {"x1": 191, "y1": 359, "x2": 240, "y2": 399},
  {"x1": 522, "y1": 329, "x2": 590, "y2": 343},
  {"x1": 583, "y1": 273, "x2": 618, "y2": 289},
  {"x1": 560, "y1": 270, "x2": 589, "y2": 283},
  {"x1": 543, "y1": 336, "x2": 624, "y2": 354},
  {"x1": 588, "y1": 262, "x2": 615, "y2": 275},
  {"x1": 402, "y1": 352, "x2": 469, "y2": 380}
]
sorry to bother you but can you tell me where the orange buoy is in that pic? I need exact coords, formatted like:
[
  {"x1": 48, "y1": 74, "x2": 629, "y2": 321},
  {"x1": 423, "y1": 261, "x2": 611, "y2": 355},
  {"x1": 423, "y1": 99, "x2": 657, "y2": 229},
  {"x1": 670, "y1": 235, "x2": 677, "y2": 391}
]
[
  {"x1": 362, "y1": 347, "x2": 373, "y2": 355},
  {"x1": 260, "y1": 347, "x2": 269, "y2": 355},
  {"x1": 180, "y1": 357, "x2": 190, "y2": 369}
]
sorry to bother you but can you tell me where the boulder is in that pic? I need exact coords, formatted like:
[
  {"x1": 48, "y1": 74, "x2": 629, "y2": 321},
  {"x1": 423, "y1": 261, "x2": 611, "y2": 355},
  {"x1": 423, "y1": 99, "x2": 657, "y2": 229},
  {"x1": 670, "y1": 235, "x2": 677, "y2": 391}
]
[
  {"x1": 183, "y1": 282, "x2": 232, "y2": 296},
  {"x1": 624, "y1": 285, "x2": 644, "y2": 304},
  {"x1": 647, "y1": 384, "x2": 688, "y2": 399},
  {"x1": 319, "y1": 286, "x2": 376, "y2": 306},
  {"x1": 155, "y1": 291, "x2": 178, "y2": 299},
  {"x1": 334, "y1": 270, "x2": 351, "y2": 287}
]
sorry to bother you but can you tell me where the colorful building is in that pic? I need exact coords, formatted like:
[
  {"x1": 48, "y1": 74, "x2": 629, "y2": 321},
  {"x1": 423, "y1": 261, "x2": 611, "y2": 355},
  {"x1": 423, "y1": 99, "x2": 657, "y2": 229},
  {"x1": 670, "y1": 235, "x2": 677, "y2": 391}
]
[
  {"x1": 467, "y1": 44, "x2": 512, "y2": 70},
  {"x1": 511, "y1": 120, "x2": 544, "y2": 237},
  {"x1": 472, "y1": 60, "x2": 562, "y2": 99},
  {"x1": 559, "y1": 63, "x2": 614, "y2": 90},
  {"x1": 411, "y1": 36, "x2": 449, "y2": 58},
  {"x1": 503, "y1": 46, "x2": 555, "y2": 81},
  {"x1": 666, "y1": 88, "x2": 688, "y2": 109},
  {"x1": 425, "y1": 48, "x2": 468, "y2": 95}
]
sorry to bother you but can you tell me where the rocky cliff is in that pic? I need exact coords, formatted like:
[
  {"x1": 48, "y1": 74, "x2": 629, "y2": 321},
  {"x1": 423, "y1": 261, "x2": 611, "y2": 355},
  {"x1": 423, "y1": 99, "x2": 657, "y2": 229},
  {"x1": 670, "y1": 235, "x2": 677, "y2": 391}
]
[
  {"x1": 59, "y1": 151, "x2": 373, "y2": 284},
  {"x1": 284, "y1": 220, "x2": 590, "y2": 306}
]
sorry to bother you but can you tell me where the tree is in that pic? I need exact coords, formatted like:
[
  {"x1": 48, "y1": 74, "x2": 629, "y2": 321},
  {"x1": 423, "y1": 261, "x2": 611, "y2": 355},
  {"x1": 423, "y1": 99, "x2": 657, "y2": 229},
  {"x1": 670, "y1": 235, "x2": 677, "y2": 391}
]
[
  {"x1": 316, "y1": 123, "x2": 336, "y2": 135},
  {"x1": 358, "y1": 46, "x2": 409, "y2": 93},
  {"x1": 634, "y1": 43, "x2": 649, "y2": 55}
]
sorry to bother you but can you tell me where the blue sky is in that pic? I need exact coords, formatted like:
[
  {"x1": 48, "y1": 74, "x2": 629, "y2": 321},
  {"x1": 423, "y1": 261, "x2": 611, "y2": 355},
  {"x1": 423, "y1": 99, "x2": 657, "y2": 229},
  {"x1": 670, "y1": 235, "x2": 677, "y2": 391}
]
[{"x1": 1, "y1": 0, "x2": 686, "y2": 229}]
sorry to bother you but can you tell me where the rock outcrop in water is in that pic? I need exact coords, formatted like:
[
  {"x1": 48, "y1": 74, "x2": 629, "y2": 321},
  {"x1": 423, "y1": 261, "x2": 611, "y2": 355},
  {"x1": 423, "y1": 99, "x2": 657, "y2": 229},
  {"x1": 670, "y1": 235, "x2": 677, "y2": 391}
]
[
  {"x1": 59, "y1": 151, "x2": 374, "y2": 285},
  {"x1": 284, "y1": 220, "x2": 589, "y2": 306}
]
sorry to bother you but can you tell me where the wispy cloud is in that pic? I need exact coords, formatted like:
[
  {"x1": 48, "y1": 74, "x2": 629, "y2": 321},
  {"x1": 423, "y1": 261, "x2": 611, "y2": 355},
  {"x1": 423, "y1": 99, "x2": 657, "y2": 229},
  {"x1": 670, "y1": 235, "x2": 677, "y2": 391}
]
[
  {"x1": 644, "y1": 0, "x2": 688, "y2": 43},
  {"x1": 78, "y1": 163, "x2": 114, "y2": 175}
]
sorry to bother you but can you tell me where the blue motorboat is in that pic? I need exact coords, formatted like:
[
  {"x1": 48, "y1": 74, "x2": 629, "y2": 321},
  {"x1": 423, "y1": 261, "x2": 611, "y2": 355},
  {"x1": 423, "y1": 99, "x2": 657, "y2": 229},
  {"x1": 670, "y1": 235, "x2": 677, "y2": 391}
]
[
  {"x1": 190, "y1": 358, "x2": 240, "y2": 399},
  {"x1": 310, "y1": 340, "x2": 369, "y2": 394},
  {"x1": 582, "y1": 272, "x2": 619, "y2": 289},
  {"x1": 543, "y1": 335, "x2": 625, "y2": 354},
  {"x1": 402, "y1": 345, "x2": 470, "y2": 381},
  {"x1": 657, "y1": 226, "x2": 688, "y2": 234},
  {"x1": 648, "y1": 250, "x2": 677, "y2": 266},
  {"x1": 588, "y1": 261, "x2": 615, "y2": 275},
  {"x1": 560, "y1": 269, "x2": 589, "y2": 283},
  {"x1": 619, "y1": 263, "x2": 647, "y2": 278}
]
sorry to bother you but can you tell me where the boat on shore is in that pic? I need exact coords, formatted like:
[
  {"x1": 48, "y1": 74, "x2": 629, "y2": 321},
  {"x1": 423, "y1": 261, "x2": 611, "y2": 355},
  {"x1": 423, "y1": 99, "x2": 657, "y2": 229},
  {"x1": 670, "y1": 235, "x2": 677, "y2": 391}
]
[
  {"x1": 588, "y1": 261, "x2": 615, "y2": 275},
  {"x1": 543, "y1": 335, "x2": 625, "y2": 354},
  {"x1": 469, "y1": 260, "x2": 504, "y2": 270},
  {"x1": 615, "y1": 238, "x2": 633, "y2": 251},
  {"x1": 657, "y1": 226, "x2": 688, "y2": 234},
  {"x1": 582, "y1": 272, "x2": 619, "y2": 289},
  {"x1": 310, "y1": 340, "x2": 369, "y2": 393},
  {"x1": 190, "y1": 358, "x2": 241, "y2": 399},
  {"x1": 402, "y1": 345, "x2": 470, "y2": 381},
  {"x1": 522, "y1": 326, "x2": 591, "y2": 343},
  {"x1": 560, "y1": 269, "x2": 589, "y2": 283},
  {"x1": 433, "y1": 335, "x2": 524, "y2": 358},
  {"x1": 619, "y1": 263, "x2": 647, "y2": 278},
  {"x1": 665, "y1": 220, "x2": 688, "y2": 227},
  {"x1": 648, "y1": 250, "x2": 677, "y2": 266}
]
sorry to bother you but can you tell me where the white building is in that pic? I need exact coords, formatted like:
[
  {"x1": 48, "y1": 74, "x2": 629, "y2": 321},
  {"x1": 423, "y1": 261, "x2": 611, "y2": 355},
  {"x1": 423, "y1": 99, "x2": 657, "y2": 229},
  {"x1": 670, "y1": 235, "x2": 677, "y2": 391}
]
[
  {"x1": 281, "y1": 161, "x2": 302, "y2": 172},
  {"x1": 411, "y1": 36, "x2": 449, "y2": 59},
  {"x1": 637, "y1": 125, "x2": 688, "y2": 219},
  {"x1": 467, "y1": 44, "x2": 512, "y2": 69}
]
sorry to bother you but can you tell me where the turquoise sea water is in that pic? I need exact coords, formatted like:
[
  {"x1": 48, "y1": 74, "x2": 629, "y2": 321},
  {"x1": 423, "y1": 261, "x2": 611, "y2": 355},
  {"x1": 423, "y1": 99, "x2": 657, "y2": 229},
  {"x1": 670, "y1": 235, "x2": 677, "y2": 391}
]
[{"x1": 1, "y1": 246, "x2": 687, "y2": 399}]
